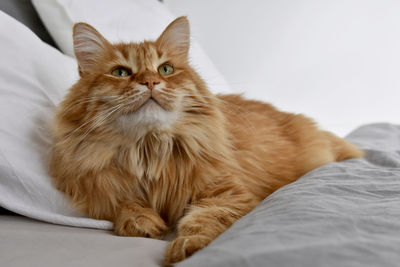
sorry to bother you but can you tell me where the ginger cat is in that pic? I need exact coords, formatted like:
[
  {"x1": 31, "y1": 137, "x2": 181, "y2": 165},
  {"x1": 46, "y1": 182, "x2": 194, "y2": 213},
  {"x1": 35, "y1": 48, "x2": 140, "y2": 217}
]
[{"x1": 50, "y1": 17, "x2": 363, "y2": 264}]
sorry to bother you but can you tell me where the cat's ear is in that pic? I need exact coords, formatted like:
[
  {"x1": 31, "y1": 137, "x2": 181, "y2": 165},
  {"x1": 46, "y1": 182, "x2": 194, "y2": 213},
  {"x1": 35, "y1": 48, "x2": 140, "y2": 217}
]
[
  {"x1": 73, "y1": 23, "x2": 111, "y2": 76},
  {"x1": 156, "y1": 16, "x2": 190, "y2": 59}
]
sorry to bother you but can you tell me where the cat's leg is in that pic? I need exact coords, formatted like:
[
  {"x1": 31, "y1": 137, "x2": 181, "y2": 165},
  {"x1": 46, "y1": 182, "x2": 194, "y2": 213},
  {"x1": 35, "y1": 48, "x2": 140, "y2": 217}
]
[
  {"x1": 114, "y1": 201, "x2": 168, "y2": 239},
  {"x1": 164, "y1": 189, "x2": 258, "y2": 264}
]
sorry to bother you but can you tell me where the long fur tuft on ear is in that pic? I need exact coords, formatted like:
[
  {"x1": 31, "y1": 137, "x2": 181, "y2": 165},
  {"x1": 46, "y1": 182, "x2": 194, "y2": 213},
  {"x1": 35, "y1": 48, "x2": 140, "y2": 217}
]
[
  {"x1": 73, "y1": 23, "x2": 111, "y2": 76},
  {"x1": 156, "y1": 16, "x2": 190, "y2": 58}
]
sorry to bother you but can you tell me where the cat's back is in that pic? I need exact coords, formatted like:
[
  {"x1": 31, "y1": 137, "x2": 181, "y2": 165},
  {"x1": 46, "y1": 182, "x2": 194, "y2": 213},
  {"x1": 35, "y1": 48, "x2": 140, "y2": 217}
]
[
  {"x1": 216, "y1": 93, "x2": 309, "y2": 138},
  {"x1": 216, "y1": 94, "x2": 362, "y2": 198},
  {"x1": 217, "y1": 94, "x2": 279, "y2": 115}
]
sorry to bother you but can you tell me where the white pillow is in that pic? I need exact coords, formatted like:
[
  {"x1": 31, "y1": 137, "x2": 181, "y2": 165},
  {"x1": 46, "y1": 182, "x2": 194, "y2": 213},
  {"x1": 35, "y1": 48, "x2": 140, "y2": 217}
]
[
  {"x1": 32, "y1": 0, "x2": 232, "y2": 94},
  {"x1": 0, "y1": 11, "x2": 112, "y2": 229}
]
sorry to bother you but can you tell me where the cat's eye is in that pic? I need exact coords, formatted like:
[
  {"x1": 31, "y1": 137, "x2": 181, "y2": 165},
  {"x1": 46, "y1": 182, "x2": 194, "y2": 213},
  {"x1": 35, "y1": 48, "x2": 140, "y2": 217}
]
[
  {"x1": 158, "y1": 63, "x2": 174, "y2": 76},
  {"x1": 111, "y1": 67, "x2": 131, "y2": 77}
]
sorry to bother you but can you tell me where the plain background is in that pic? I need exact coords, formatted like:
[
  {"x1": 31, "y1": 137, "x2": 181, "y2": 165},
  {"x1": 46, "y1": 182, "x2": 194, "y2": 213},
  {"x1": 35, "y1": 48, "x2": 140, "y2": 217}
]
[{"x1": 164, "y1": 0, "x2": 400, "y2": 136}]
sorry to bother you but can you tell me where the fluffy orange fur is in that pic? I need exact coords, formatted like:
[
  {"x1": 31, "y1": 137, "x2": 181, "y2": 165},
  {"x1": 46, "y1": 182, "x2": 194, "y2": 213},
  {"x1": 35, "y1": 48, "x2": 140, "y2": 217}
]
[{"x1": 50, "y1": 17, "x2": 363, "y2": 264}]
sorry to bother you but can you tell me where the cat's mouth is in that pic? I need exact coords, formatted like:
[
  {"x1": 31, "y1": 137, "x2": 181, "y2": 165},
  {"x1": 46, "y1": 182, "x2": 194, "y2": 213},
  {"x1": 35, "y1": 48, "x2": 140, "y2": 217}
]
[
  {"x1": 140, "y1": 98, "x2": 162, "y2": 110},
  {"x1": 120, "y1": 94, "x2": 164, "y2": 115},
  {"x1": 115, "y1": 94, "x2": 179, "y2": 135},
  {"x1": 148, "y1": 96, "x2": 162, "y2": 106},
  {"x1": 138, "y1": 96, "x2": 165, "y2": 111}
]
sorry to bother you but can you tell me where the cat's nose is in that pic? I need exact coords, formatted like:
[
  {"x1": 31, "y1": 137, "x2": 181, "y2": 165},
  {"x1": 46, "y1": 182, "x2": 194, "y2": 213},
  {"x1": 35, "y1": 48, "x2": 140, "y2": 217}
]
[
  {"x1": 140, "y1": 80, "x2": 160, "y2": 90},
  {"x1": 138, "y1": 74, "x2": 161, "y2": 90}
]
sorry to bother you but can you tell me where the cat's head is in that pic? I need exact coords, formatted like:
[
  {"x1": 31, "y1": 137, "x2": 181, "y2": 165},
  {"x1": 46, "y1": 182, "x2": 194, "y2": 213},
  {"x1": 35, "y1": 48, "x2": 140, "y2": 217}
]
[{"x1": 61, "y1": 17, "x2": 217, "y2": 140}]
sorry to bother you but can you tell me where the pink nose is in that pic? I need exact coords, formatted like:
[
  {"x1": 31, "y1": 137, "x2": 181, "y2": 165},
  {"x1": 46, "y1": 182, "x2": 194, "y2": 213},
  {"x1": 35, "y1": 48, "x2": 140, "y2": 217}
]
[
  {"x1": 137, "y1": 72, "x2": 161, "y2": 90},
  {"x1": 140, "y1": 80, "x2": 160, "y2": 90}
]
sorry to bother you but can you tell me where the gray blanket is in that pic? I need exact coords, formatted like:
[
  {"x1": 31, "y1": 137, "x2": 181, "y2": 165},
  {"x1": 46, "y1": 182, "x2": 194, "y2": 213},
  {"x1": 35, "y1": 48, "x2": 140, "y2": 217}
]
[{"x1": 179, "y1": 123, "x2": 400, "y2": 267}]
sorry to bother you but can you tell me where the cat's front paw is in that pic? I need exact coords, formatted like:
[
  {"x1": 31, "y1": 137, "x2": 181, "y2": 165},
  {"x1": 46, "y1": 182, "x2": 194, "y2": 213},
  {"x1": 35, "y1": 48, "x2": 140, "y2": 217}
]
[
  {"x1": 164, "y1": 235, "x2": 212, "y2": 265},
  {"x1": 114, "y1": 211, "x2": 168, "y2": 239}
]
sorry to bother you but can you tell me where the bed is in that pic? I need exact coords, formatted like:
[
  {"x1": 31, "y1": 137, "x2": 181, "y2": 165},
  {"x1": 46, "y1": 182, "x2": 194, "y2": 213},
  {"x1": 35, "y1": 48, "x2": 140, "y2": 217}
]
[
  {"x1": 2, "y1": 123, "x2": 400, "y2": 267},
  {"x1": 1, "y1": 1, "x2": 399, "y2": 267}
]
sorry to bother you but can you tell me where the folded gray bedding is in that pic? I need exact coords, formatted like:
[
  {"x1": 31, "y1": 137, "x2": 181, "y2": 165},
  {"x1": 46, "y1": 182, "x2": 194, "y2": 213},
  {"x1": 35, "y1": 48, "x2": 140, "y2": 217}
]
[
  {"x1": 179, "y1": 123, "x2": 400, "y2": 267},
  {"x1": 1, "y1": 123, "x2": 399, "y2": 267}
]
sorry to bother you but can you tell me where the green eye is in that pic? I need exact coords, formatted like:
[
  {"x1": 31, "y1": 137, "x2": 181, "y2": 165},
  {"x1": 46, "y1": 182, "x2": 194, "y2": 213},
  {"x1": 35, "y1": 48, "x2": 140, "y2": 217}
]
[
  {"x1": 111, "y1": 68, "x2": 130, "y2": 77},
  {"x1": 158, "y1": 63, "x2": 174, "y2": 76}
]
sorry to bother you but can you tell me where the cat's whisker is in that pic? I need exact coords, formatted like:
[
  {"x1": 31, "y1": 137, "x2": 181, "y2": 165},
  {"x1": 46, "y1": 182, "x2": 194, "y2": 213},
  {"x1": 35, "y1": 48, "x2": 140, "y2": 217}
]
[
  {"x1": 62, "y1": 93, "x2": 144, "y2": 137},
  {"x1": 122, "y1": 94, "x2": 145, "y2": 107},
  {"x1": 61, "y1": 95, "x2": 122, "y2": 113},
  {"x1": 116, "y1": 92, "x2": 145, "y2": 107},
  {"x1": 160, "y1": 95, "x2": 175, "y2": 102},
  {"x1": 62, "y1": 97, "x2": 105, "y2": 112},
  {"x1": 77, "y1": 103, "x2": 125, "y2": 143},
  {"x1": 67, "y1": 93, "x2": 149, "y2": 143},
  {"x1": 122, "y1": 92, "x2": 143, "y2": 100},
  {"x1": 57, "y1": 113, "x2": 108, "y2": 145},
  {"x1": 59, "y1": 104, "x2": 124, "y2": 145}
]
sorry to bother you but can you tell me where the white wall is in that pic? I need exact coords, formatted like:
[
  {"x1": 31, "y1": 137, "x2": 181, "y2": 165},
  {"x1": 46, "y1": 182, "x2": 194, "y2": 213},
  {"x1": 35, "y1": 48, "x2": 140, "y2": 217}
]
[{"x1": 165, "y1": 0, "x2": 400, "y2": 136}]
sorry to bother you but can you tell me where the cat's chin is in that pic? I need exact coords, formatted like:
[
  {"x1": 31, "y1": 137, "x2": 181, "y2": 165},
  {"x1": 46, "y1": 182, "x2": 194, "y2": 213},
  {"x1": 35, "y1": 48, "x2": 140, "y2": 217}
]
[{"x1": 115, "y1": 99, "x2": 179, "y2": 137}]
